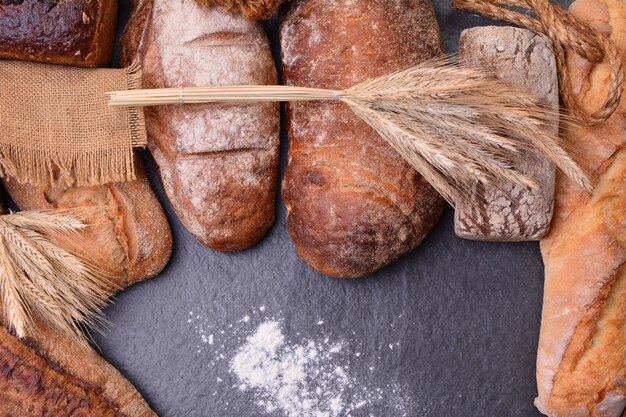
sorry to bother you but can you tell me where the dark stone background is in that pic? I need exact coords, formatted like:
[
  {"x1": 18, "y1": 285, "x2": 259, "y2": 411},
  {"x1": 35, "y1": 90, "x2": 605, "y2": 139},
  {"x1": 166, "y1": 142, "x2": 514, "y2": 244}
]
[{"x1": 88, "y1": 1, "x2": 569, "y2": 415}]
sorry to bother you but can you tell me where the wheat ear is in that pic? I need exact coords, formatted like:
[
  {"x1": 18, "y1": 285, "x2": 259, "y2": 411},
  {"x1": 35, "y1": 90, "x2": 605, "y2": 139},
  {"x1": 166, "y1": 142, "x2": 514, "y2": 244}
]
[{"x1": 0, "y1": 209, "x2": 115, "y2": 344}]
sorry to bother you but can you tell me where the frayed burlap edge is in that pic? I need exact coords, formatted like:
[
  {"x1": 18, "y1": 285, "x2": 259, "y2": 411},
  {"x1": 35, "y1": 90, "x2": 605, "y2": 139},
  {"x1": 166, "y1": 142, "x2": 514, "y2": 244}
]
[{"x1": 0, "y1": 62, "x2": 147, "y2": 188}]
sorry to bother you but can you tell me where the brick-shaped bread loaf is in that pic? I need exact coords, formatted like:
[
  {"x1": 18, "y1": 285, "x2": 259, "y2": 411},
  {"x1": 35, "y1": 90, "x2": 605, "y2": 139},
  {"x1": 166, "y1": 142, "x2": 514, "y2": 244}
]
[
  {"x1": 0, "y1": 0, "x2": 117, "y2": 67},
  {"x1": 280, "y1": 0, "x2": 445, "y2": 278},
  {"x1": 454, "y1": 26, "x2": 558, "y2": 241}
]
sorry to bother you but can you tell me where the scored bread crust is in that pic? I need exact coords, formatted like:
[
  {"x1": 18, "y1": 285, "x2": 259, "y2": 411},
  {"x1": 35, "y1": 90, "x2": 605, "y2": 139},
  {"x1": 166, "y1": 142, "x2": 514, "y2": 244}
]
[
  {"x1": 0, "y1": 159, "x2": 166, "y2": 417},
  {"x1": 536, "y1": 0, "x2": 626, "y2": 415},
  {"x1": 0, "y1": 0, "x2": 117, "y2": 67},
  {"x1": 279, "y1": 0, "x2": 445, "y2": 278},
  {"x1": 0, "y1": 315, "x2": 156, "y2": 417},
  {"x1": 1, "y1": 154, "x2": 172, "y2": 287},
  {"x1": 121, "y1": 0, "x2": 280, "y2": 252}
]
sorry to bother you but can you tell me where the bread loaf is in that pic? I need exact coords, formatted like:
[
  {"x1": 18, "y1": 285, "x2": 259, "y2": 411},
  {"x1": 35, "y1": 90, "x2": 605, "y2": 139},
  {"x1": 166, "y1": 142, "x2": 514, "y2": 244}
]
[
  {"x1": 0, "y1": 174, "x2": 163, "y2": 417},
  {"x1": 454, "y1": 27, "x2": 557, "y2": 241},
  {"x1": 2, "y1": 153, "x2": 172, "y2": 286},
  {"x1": 280, "y1": 0, "x2": 445, "y2": 278},
  {"x1": 535, "y1": 0, "x2": 626, "y2": 415},
  {"x1": 121, "y1": 0, "x2": 279, "y2": 252},
  {"x1": 0, "y1": 0, "x2": 117, "y2": 67},
  {"x1": 0, "y1": 314, "x2": 157, "y2": 417}
]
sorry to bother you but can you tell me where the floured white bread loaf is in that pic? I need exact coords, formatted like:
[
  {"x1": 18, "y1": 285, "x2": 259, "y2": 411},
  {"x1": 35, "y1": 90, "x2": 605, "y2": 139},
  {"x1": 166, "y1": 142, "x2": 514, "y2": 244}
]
[
  {"x1": 121, "y1": 0, "x2": 280, "y2": 252},
  {"x1": 454, "y1": 26, "x2": 558, "y2": 241},
  {"x1": 535, "y1": 0, "x2": 626, "y2": 416}
]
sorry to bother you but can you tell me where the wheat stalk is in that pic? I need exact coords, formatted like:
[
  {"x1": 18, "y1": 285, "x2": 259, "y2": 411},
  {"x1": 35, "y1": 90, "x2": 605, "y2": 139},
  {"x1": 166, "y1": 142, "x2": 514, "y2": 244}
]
[
  {"x1": 108, "y1": 57, "x2": 591, "y2": 204},
  {"x1": 0, "y1": 209, "x2": 115, "y2": 344}
]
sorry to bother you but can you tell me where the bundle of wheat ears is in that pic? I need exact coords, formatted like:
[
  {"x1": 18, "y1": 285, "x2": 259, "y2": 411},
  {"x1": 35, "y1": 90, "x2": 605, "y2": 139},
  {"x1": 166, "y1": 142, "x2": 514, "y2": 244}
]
[
  {"x1": 0, "y1": 209, "x2": 113, "y2": 344},
  {"x1": 109, "y1": 58, "x2": 591, "y2": 204}
]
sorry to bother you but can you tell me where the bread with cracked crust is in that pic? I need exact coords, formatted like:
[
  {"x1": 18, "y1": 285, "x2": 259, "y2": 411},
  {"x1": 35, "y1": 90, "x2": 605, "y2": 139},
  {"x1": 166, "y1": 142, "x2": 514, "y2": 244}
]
[
  {"x1": 121, "y1": 0, "x2": 279, "y2": 252},
  {"x1": 2, "y1": 153, "x2": 172, "y2": 286},
  {"x1": 0, "y1": 172, "x2": 166, "y2": 417},
  {"x1": 0, "y1": 312, "x2": 157, "y2": 417},
  {"x1": 280, "y1": 0, "x2": 445, "y2": 278},
  {"x1": 535, "y1": 0, "x2": 626, "y2": 415}
]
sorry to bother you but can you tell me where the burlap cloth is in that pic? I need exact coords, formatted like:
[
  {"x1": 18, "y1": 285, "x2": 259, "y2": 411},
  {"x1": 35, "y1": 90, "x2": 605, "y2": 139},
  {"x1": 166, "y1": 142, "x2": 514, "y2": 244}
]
[{"x1": 0, "y1": 60, "x2": 146, "y2": 187}]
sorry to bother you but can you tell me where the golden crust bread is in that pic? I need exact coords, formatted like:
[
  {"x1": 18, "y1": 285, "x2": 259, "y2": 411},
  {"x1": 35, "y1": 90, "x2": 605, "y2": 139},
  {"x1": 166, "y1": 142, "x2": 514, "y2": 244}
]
[
  {"x1": 279, "y1": 0, "x2": 445, "y2": 278},
  {"x1": 2, "y1": 154, "x2": 172, "y2": 286},
  {"x1": 0, "y1": 153, "x2": 169, "y2": 416},
  {"x1": 536, "y1": 0, "x2": 626, "y2": 415}
]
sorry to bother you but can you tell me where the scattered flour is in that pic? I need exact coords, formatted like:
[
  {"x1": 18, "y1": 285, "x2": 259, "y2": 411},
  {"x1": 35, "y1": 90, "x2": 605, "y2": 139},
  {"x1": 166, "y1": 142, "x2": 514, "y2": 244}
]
[
  {"x1": 190, "y1": 307, "x2": 417, "y2": 417},
  {"x1": 229, "y1": 320, "x2": 412, "y2": 417}
]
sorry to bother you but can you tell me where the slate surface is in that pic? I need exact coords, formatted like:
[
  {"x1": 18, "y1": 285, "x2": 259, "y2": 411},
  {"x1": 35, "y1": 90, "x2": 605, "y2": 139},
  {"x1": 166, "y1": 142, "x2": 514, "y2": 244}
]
[{"x1": 93, "y1": 1, "x2": 571, "y2": 416}]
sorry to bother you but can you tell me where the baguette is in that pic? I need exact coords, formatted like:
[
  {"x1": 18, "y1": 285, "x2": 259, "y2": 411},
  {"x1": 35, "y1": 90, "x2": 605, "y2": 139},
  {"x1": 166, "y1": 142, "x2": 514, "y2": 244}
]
[
  {"x1": 280, "y1": 0, "x2": 445, "y2": 278},
  {"x1": 0, "y1": 313, "x2": 157, "y2": 417},
  {"x1": 535, "y1": 0, "x2": 626, "y2": 415},
  {"x1": 121, "y1": 0, "x2": 280, "y2": 252},
  {"x1": 0, "y1": 0, "x2": 117, "y2": 67}
]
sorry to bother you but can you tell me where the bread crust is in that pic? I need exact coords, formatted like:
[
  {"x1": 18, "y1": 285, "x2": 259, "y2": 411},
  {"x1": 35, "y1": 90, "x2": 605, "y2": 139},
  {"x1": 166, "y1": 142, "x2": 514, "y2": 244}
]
[
  {"x1": 0, "y1": 0, "x2": 117, "y2": 67},
  {"x1": 2, "y1": 154, "x2": 172, "y2": 286},
  {"x1": 0, "y1": 317, "x2": 156, "y2": 417},
  {"x1": 536, "y1": 0, "x2": 626, "y2": 415},
  {"x1": 279, "y1": 0, "x2": 445, "y2": 278},
  {"x1": 121, "y1": 0, "x2": 280, "y2": 252}
]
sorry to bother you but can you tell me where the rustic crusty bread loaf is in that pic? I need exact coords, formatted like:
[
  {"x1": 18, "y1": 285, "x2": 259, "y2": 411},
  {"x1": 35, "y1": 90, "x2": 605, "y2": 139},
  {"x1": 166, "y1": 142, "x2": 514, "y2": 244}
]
[
  {"x1": 279, "y1": 0, "x2": 445, "y2": 278},
  {"x1": 121, "y1": 0, "x2": 279, "y2": 252},
  {"x1": 454, "y1": 27, "x2": 558, "y2": 241},
  {"x1": 0, "y1": 171, "x2": 164, "y2": 417},
  {"x1": 0, "y1": 313, "x2": 157, "y2": 417},
  {"x1": 0, "y1": 0, "x2": 117, "y2": 67},
  {"x1": 535, "y1": 0, "x2": 626, "y2": 416},
  {"x1": 2, "y1": 153, "x2": 172, "y2": 286}
]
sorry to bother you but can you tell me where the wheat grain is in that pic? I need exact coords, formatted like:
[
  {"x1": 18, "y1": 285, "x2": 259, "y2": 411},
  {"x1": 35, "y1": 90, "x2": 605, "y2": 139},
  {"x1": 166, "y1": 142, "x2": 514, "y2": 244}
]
[
  {"x1": 108, "y1": 57, "x2": 591, "y2": 205},
  {"x1": 0, "y1": 209, "x2": 113, "y2": 344}
]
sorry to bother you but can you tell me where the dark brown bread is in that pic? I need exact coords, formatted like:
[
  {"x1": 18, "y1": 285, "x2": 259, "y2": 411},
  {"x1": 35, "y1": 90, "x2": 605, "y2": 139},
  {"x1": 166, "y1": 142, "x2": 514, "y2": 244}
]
[
  {"x1": 0, "y1": 318, "x2": 156, "y2": 417},
  {"x1": 0, "y1": 0, "x2": 117, "y2": 67},
  {"x1": 121, "y1": 0, "x2": 280, "y2": 252},
  {"x1": 280, "y1": 0, "x2": 445, "y2": 278}
]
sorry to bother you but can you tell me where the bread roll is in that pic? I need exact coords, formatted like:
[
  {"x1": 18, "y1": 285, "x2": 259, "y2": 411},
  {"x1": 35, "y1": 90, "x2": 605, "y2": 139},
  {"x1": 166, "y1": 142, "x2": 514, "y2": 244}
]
[
  {"x1": 280, "y1": 0, "x2": 445, "y2": 278},
  {"x1": 121, "y1": 0, "x2": 280, "y2": 252},
  {"x1": 2, "y1": 153, "x2": 172, "y2": 286},
  {"x1": 536, "y1": 0, "x2": 626, "y2": 415},
  {"x1": 0, "y1": 0, "x2": 117, "y2": 67}
]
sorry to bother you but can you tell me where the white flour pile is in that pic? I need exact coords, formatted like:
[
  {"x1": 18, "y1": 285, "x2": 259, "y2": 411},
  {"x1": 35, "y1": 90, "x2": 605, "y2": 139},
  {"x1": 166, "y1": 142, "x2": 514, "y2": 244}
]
[
  {"x1": 231, "y1": 321, "x2": 350, "y2": 417},
  {"x1": 190, "y1": 308, "x2": 420, "y2": 417},
  {"x1": 229, "y1": 320, "x2": 410, "y2": 417}
]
